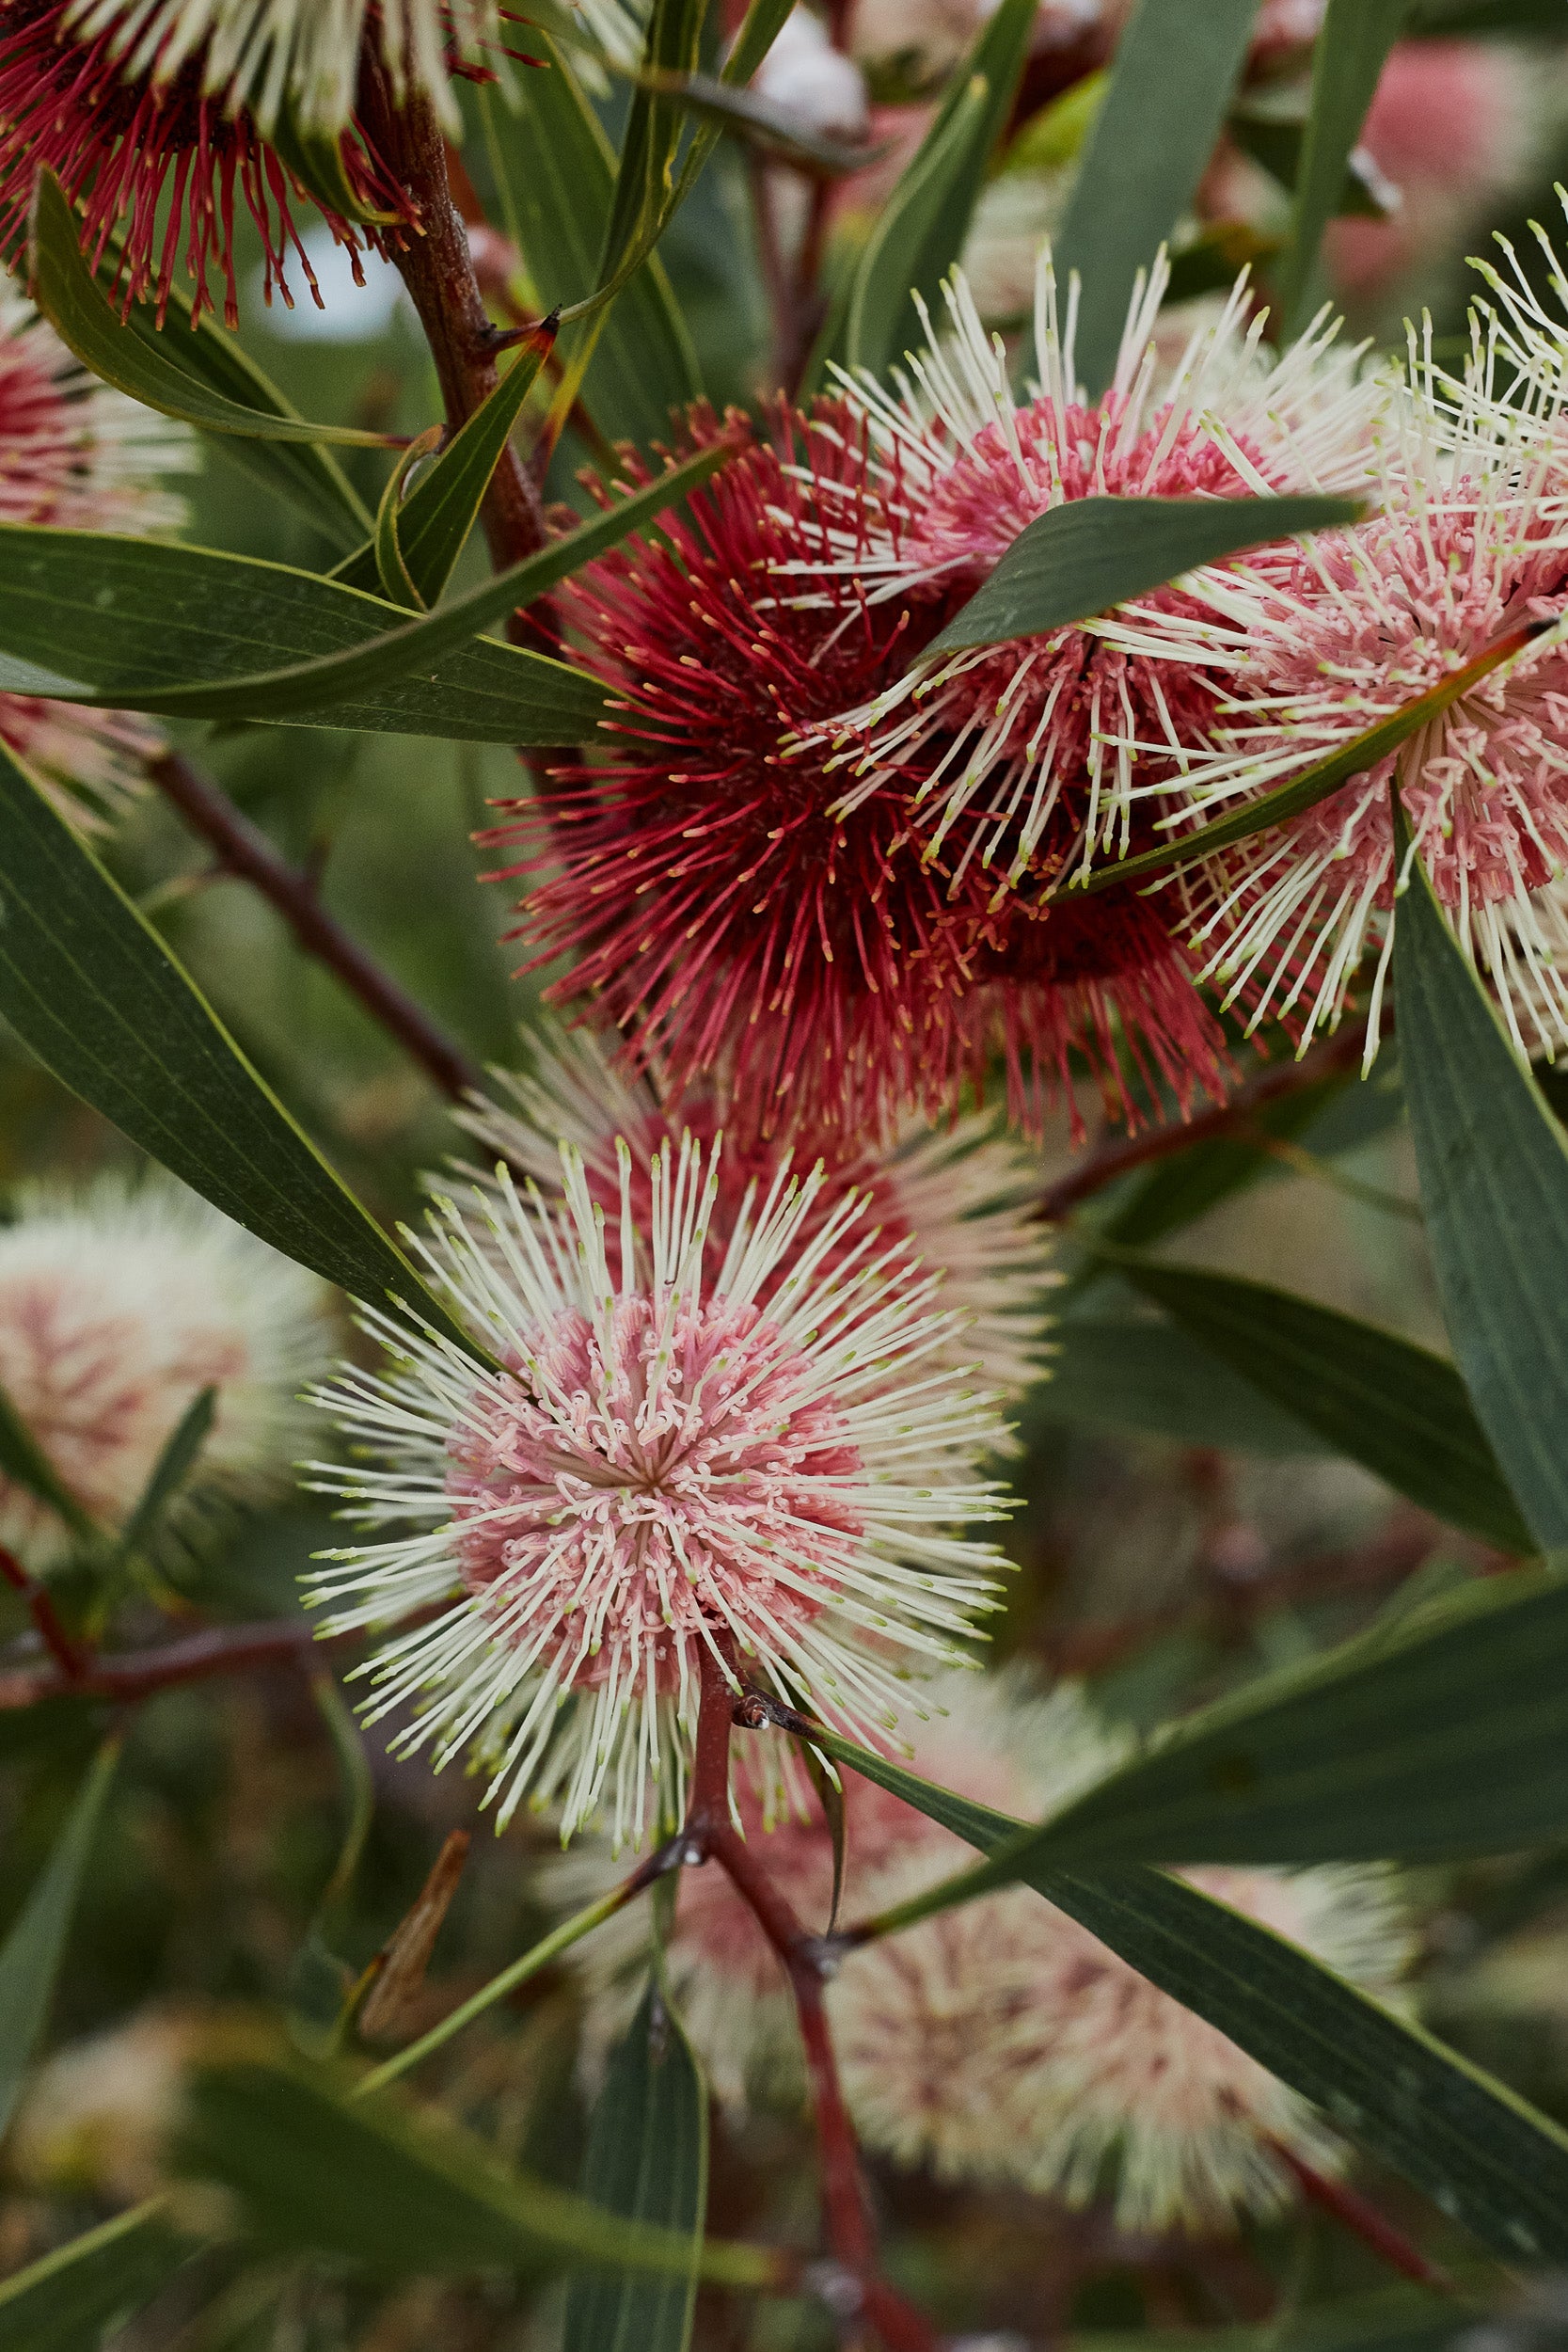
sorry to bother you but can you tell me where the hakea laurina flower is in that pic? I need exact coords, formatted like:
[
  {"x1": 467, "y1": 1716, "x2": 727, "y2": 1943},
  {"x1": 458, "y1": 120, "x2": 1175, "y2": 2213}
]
[
  {"x1": 834, "y1": 1851, "x2": 1411, "y2": 2234},
  {"x1": 0, "y1": 0, "x2": 503, "y2": 324},
  {"x1": 547, "y1": 1672, "x2": 1126, "y2": 2108},
  {"x1": 304, "y1": 1136, "x2": 1013, "y2": 1848},
  {"x1": 492, "y1": 412, "x2": 1226, "y2": 1142},
  {"x1": 454, "y1": 1027, "x2": 1058, "y2": 1414},
  {"x1": 1095, "y1": 335, "x2": 1568, "y2": 1058},
  {"x1": 0, "y1": 282, "x2": 193, "y2": 830},
  {"x1": 792, "y1": 253, "x2": 1386, "y2": 895},
  {"x1": 0, "y1": 1174, "x2": 334, "y2": 1569}
]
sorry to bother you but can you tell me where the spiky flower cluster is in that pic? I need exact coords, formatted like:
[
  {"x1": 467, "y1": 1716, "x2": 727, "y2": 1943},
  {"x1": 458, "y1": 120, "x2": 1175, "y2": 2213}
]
[
  {"x1": 0, "y1": 1173, "x2": 333, "y2": 1567},
  {"x1": 307, "y1": 1136, "x2": 1015, "y2": 1848},
  {"x1": 0, "y1": 284, "x2": 193, "y2": 829}
]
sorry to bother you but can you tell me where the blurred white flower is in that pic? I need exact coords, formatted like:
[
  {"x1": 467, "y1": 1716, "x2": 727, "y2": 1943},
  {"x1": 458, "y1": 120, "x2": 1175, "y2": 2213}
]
[{"x1": 756, "y1": 7, "x2": 870, "y2": 141}]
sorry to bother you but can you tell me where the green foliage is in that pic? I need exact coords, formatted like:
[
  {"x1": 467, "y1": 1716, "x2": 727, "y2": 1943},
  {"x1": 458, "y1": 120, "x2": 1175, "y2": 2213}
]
[
  {"x1": 562, "y1": 1979, "x2": 709, "y2": 2352},
  {"x1": 0, "y1": 1741, "x2": 119, "y2": 2137},
  {"x1": 1276, "y1": 0, "x2": 1411, "y2": 333},
  {"x1": 0, "y1": 2203, "x2": 192, "y2": 2352}
]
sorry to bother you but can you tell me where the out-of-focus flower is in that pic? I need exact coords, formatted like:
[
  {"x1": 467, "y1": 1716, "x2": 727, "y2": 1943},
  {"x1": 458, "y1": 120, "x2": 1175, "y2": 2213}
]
[
  {"x1": 0, "y1": 281, "x2": 194, "y2": 831},
  {"x1": 0, "y1": 1174, "x2": 334, "y2": 1568},
  {"x1": 8, "y1": 2010, "x2": 203, "y2": 2201},
  {"x1": 456, "y1": 1027, "x2": 1058, "y2": 1413},
  {"x1": 0, "y1": 0, "x2": 505, "y2": 324},
  {"x1": 305, "y1": 1137, "x2": 1012, "y2": 1850},
  {"x1": 833, "y1": 1852, "x2": 1412, "y2": 2233},
  {"x1": 549, "y1": 1672, "x2": 1126, "y2": 2107},
  {"x1": 799, "y1": 253, "x2": 1384, "y2": 892},
  {"x1": 1096, "y1": 336, "x2": 1568, "y2": 1057},
  {"x1": 756, "y1": 6, "x2": 870, "y2": 141}
]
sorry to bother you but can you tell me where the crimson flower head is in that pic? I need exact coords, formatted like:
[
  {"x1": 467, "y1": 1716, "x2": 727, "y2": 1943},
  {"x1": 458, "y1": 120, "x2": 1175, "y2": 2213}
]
[
  {"x1": 487, "y1": 407, "x2": 999, "y2": 1141},
  {"x1": 0, "y1": 0, "x2": 504, "y2": 325}
]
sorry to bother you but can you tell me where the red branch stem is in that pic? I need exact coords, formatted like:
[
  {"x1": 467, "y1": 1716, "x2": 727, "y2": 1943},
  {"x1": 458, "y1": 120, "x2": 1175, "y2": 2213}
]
[
  {"x1": 0, "y1": 1613, "x2": 339, "y2": 1710},
  {"x1": 1274, "y1": 2146, "x2": 1453, "y2": 2291},
  {"x1": 148, "y1": 751, "x2": 483, "y2": 1104},
  {"x1": 0, "y1": 1543, "x2": 90, "y2": 1680}
]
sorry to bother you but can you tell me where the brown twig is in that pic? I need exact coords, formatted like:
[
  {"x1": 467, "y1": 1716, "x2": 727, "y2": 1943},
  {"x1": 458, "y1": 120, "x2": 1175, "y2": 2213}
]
[
  {"x1": 0, "y1": 1543, "x2": 90, "y2": 1680},
  {"x1": 1035, "y1": 1022, "x2": 1370, "y2": 1225},
  {"x1": 682, "y1": 1645, "x2": 935, "y2": 2352},
  {"x1": 0, "y1": 1613, "x2": 331, "y2": 1710},
  {"x1": 148, "y1": 751, "x2": 483, "y2": 1104},
  {"x1": 1274, "y1": 2145, "x2": 1454, "y2": 2291}
]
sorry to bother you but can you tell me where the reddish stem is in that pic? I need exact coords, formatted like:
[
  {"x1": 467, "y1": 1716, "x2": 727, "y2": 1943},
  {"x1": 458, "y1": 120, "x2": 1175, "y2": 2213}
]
[
  {"x1": 1274, "y1": 2145, "x2": 1453, "y2": 2291},
  {"x1": 149, "y1": 752, "x2": 483, "y2": 1104},
  {"x1": 0, "y1": 1613, "x2": 360, "y2": 1711},
  {"x1": 0, "y1": 1543, "x2": 90, "y2": 1681}
]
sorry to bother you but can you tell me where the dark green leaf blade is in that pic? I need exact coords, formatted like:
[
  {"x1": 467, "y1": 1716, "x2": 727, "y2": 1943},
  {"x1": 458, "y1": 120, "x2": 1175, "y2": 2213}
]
[
  {"x1": 178, "y1": 2038, "x2": 768, "y2": 2289},
  {"x1": 1393, "y1": 805, "x2": 1568, "y2": 1549},
  {"x1": 1055, "y1": 0, "x2": 1262, "y2": 398},
  {"x1": 778, "y1": 1722, "x2": 1568, "y2": 2264},
  {"x1": 0, "y1": 2201, "x2": 192, "y2": 2352},
  {"x1": 0, "y1": 1740, "x2": 118, "y2": 2136},
  {"x1": 0, "y1": 435, "x2": 731, "y2": 734},
  {"x1": 1277, "y1": 0, "x2": 1410, "y2": 334},
  {"x1": 563, "y1": 1979, "x2": 708, "y2": 2352},
  {"x1": 115, "y1": 1384, "x2": 217, "y2": 1564},
  {"x1": 598, "y1": 0, "x2": 707, "y2": 298},
  {"x1": 844, "y1": 0, "x2": 1037, "y2": 376},
  {"x1": 0, "y1": 1371, "x2": 100, "y2": 1544},
  {"x1": 1115, "y1": 1258, "x2": 1533, "y2": 1551},
  {"x1": 1045, "y1": 1312, "x2": 1327, "y2": 1454},
  {"x1": 0, "y1": 741, "x2": 487, "y2": 1365},
  {"x1": 30, "y1": 170, "x2": 396, "y2": 453},
  {"x1": 928, "y1": 494, "x2": 1361, "y2": 657}
]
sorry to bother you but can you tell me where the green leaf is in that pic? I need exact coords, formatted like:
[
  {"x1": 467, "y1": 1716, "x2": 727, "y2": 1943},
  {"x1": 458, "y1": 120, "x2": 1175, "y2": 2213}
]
[
  {"x1": 337, "y1": 326, "x2": 556, "y2": 608},
  {"x1": 178, "y1": 2036, "x2": 776, "y2": 2290},
  {"x1": 0, "y1": 435, "x2": 732, "y2": 736},
  {"x1": 634, "y1": 68, "x2": 884, "y2": 174},
  {"x1": 771, "y1": 1719, "x2": 1568, "y2": 2264},
  {"x1": 30, "y1": 170, "x2": 396, "y2": 455},
  {"x1": 563, "y1": 1979, "x2": 708, "y2": 2352},
  {"x1": 927, "y1": 493, "x2": 1362, "y2": 659},
  {"x1": 1055, "y1": 0, "x2": 1262, "y2": 399},
  {"x1": 1227, "y1": 100, "x2": 1399, "y2": 219},
  {"x1": 0, "y1": 2201, "x2": 192, "y2": 2352},
  {"x1": 476, "y1": 65, "x2": 698, "y2": 454},
  {"x1": 266, "y1": 102, "x2": 400, "y2": 230},
  {"x1": 1111, "y1": 1257, "x2": 1533, "y2": 1552},
  {"x1": 0, "y1": 739, "x2": 489, "y2": 1367},
  {"x1": 0, "y1": 1369, "x2": 101, "y2": 1546},
  {"x1": 1393, "y1": 799, "x2": 1568, "y2": 1549},
  {"x1": 115, "y1": 1386, "x2": 217, "y2": 1565},
  {"x1": 291, "y1": 1679, "x2": 378, "y2": 2038},
  {"x1": 1277, "y1": 0, "x2": 1411, "y2": 336},
  {"x1": 1057, "y1": 619, "x2": 1548, "y2": 899},
  {"x1": 1045, "y1": 1311, "x2": 1328, "y2": 1455},
  {"x1": 599, "y1": 0, "x2": 707, "y2": 299},
  {"x1": 843, "y1": 0, "x2": 1037, "y2": 376},
  {"x1": 0, "y1": 1739, "x2": 119, "y2": 2137},
  {"x1": 1098, "y1": 1064, "x2": 1369, "y2": 1251}
]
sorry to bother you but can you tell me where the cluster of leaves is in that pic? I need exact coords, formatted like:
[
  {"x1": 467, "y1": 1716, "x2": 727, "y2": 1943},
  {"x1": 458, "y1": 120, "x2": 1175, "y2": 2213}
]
[{"x1": 8, "y1": 0, "x2": 1568, "y2": 2348}]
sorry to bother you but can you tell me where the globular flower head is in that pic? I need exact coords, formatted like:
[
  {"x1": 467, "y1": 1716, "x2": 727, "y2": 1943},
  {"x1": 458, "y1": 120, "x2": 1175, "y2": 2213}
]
[
  {"x1": 797, "y1": 253, "x2": 1386, "y2": 895},
  {"x1": 0, "y1": 0, "x2": 503, "y2": 325},
  {"x1": 0, "y1": 281, "x2": 194, "y2": 829},
  {"x1": 456, "y1": 1026, "x2": 1058, "y2": 1414},
  {"x1": 0, "y1": 1172, "x2": 335, "y2": 1568},
  {"x1": 1096, "y1": 344, "x2": 1568, "y2": 1058},
  {"x1": 306, "y1": 1136, "x2": 1014, "y2": 1849},
  {"x1": 549, "y1": 1672, "x2": 1125, "y2": 2110},
  {"x1": 833, "y1": 1852, "x2": 1412, "y2": 2235},
  {"x1": 487, "y1": 410, "x2": 1004, "y2": 1142}
]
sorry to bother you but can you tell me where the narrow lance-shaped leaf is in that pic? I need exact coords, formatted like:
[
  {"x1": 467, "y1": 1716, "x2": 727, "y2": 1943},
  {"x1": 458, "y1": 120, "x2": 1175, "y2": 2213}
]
[
  {"x1": 1109, "y1": 1254, "x2": 1532, "y2": 1551},
  {"x1": 292, "y1": 1678, "x2": 379, "y2": 2035},
  {"x1": 0, "y1": 739, "x2": 490, "y2": 1366},
  {"x1": 29, "y1": 170, "x2": 398, "y2": 453},
  {"x1": 1055, "y1": 0, "x2": 1262, "y2": 399},
  {"x1": 1277, "y1": 0, "x2": 1411, "y2": 334},
  {"x1": 843, "y1": 0, "x2": 1037, "y2": 377},
  {"x1": 598, "y1": 0, "x2": 706, "y2": 298},
  {"x1": 1054, "y1": 618, "x2": 1549, "y2": 899},
  {"x1": 1392, "y1": 793, "x2": 1568, "y2": 1548},
  {"x1": 563, "y1": 1978, "x2": 709, "y2": 2352},
  {"x1": 762, "y1": 1712, "x2": 1568, "y2": 2265},
  {"x1": 927, "y1": 493, "x2": 1362, "y2": 658},
  {"x1": 115, "y1": 1385, "x2": 217, "y2": 1566},
  {"x1": 0, "y1": 1368, "x2": 101, "y2": 1545},
  {"x1": 0, "y1": 2201, "x2": 193, "y2": 2352},
  {"x1": 1045, "y1": 1311, "x2": 1331, "y2": 1455},
  {"x1": 0, "y1": 436, "x2": 735, "y2": 734},
  {"x1": 0, "y1": 1740, "x2": 119, "y2": 2137}
]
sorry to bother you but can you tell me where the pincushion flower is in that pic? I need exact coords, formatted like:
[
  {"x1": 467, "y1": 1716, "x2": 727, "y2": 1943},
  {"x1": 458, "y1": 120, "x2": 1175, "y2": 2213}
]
[
  {"x1": 548, "y1": 1672, "x2": 1127, "y2": 2108},
  {"x1": 0, "y1": 282, "x2": 194, "y2": 829},
  {"x1": 833, "y1": 1853, "x2": 1411, "y2": 2234},
  {"x1": 456, "y1": 1026, "x2": 1058, "y2": 1412},
  {"x1": 796, "y1": 253, "x2": 1386, "y2": 894},
  {"x1": 305, "y1": 1137, "x2": 1013, "y2": 1848},
  {"x1": 1095, "y1": 356, "x2": 1568, "y2": 1056},
  {"x1": 0, "y1": 1173, "x2": 334, "y2": 1569},
  {"x1": 0, "y1": 0, "x2": 502, "y2": 324}
]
